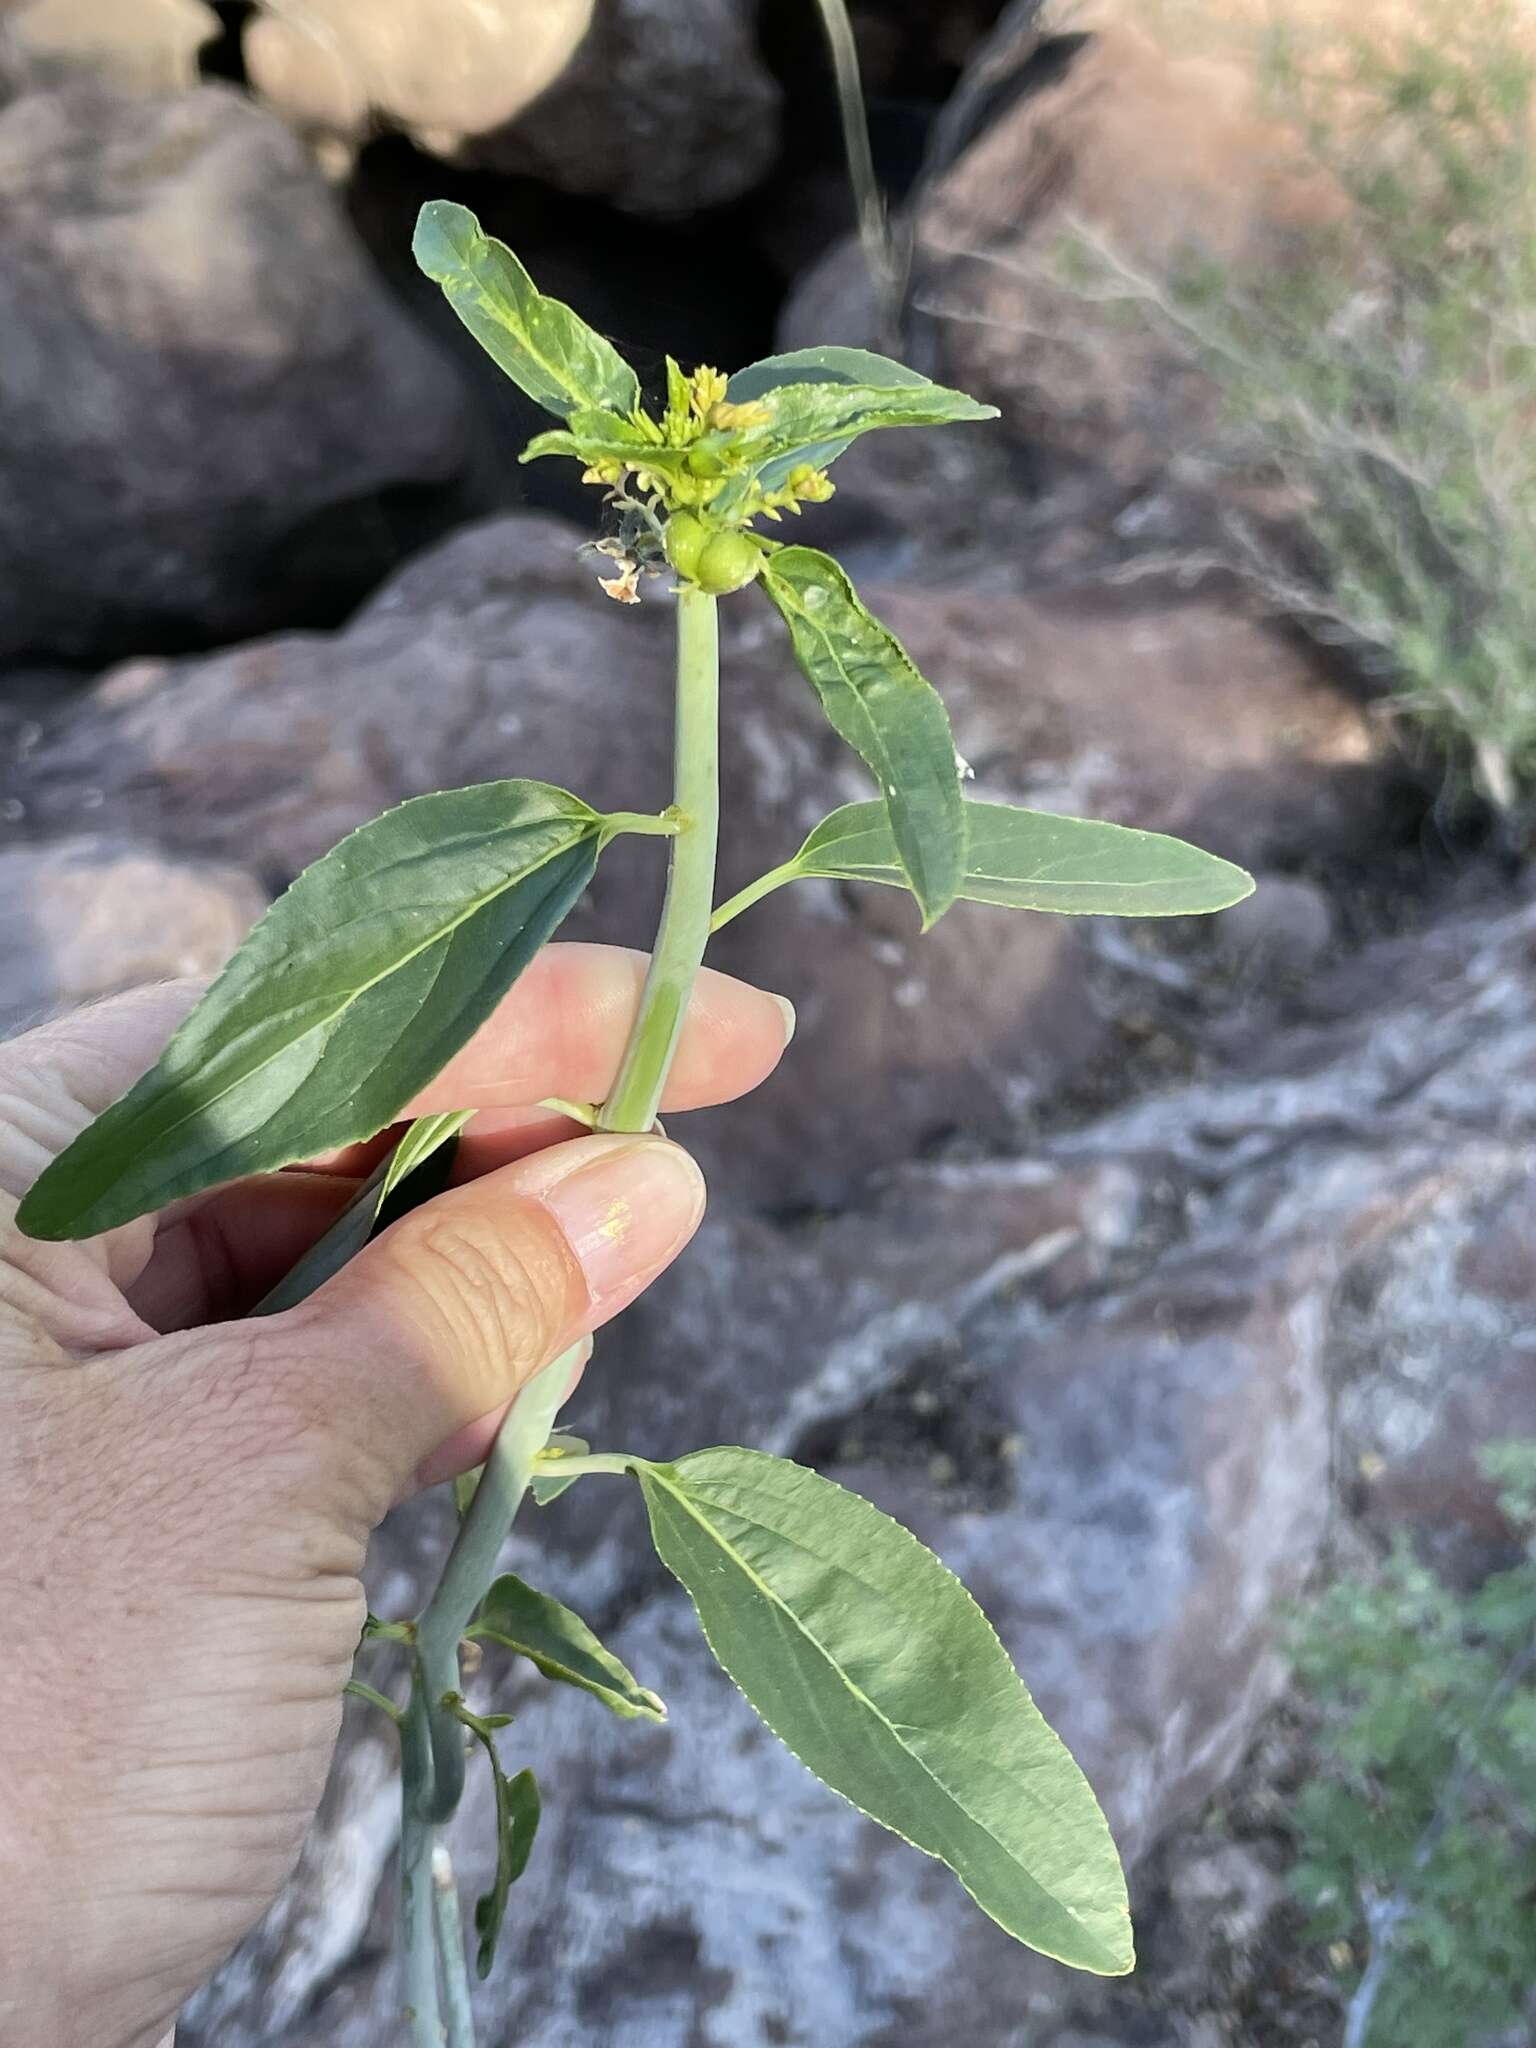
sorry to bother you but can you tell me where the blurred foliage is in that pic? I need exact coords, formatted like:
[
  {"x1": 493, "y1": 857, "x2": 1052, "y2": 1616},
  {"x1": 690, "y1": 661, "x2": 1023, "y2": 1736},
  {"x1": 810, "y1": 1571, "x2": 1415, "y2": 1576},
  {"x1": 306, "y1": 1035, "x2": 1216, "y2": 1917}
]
[
  {"x1": 1286, "y1": 1441, "x2": 1536, "y2": 2047},
  {"x1": 1066, "y1": 0, "x2": 1536, "y2": 810}
]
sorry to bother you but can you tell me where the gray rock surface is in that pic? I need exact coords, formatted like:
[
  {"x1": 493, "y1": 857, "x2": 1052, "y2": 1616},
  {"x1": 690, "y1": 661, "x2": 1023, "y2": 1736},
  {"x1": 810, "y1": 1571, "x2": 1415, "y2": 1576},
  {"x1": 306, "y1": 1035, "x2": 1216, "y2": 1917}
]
[
  {"x1": 0, "y1": 834, "x2": 265, "y2": 1035},
  {"x1": 179, "y1": 876, "x2": 1536, "y2": 2048},
  {"x1": 4, "y1": 511, "x2": 1411, "y2": 1203},
  {"x1": 465, "y1": 0, "x2": 780, "y2": 216},
  {"x1": 0, "y1": 80, "x2": 467, "y2": 660}
]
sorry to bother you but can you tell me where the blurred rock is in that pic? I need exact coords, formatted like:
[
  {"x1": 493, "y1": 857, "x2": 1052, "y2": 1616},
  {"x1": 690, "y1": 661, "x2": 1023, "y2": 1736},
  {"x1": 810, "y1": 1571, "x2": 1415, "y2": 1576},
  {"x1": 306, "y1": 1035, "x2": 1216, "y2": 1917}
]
[
  {"x1": 243, "y1": 0, "x2": 593, "y2": 163},
  {"x1": 0, "y1": 835, "x2": 263, "y2": 1034},
  {"x1": 0, "y1": 0, "x2": 217, "y2": 90},
  {"x1": 0, "y1": 81, "x2": 467, "y2": 661},
  {"x1": 465, "y1": 0, "x2": 780, "y2": 215},
  {"x1": 1210, "y1": 874, "x2": 1335, "y2": 980},
  {"x1": 782, "y1": 18, "x2": 1341, "y2": 585},
  {"x1": 182, "y1": 880, "x2": 1536, "y2": 2048},
  {"x1": 5, "y1": 512, "x2": 1411, "y2": 1201}
]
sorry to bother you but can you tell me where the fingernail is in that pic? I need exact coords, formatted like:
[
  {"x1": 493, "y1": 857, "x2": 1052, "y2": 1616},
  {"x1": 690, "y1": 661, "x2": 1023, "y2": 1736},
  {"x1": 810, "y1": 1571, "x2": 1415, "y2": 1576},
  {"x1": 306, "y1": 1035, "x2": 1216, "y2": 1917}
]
[
  {"x1": 529, "y1": 1135, "x2": 706, "y2": 1316},
  {"x1": 772, "y1": 993, "x2": 797, "y2": 1046}
]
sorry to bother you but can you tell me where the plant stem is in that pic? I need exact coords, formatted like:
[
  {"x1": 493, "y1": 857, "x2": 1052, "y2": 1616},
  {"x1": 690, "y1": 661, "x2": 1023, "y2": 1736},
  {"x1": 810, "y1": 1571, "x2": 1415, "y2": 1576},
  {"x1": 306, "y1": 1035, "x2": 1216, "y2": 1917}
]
[
  {"x1": 394, "y1": 584, "x2": 723, "y2": 2039},
  {"x1": 412, "y1": 1351, "x2": 573, "y2": 1825},
  {"x1": 399, "y1": 1695, "x2": 443, "y2": 2048},
  {"x1": 813, "y1": 0, "x2": 900, "y2": 309},
  {"x1": 710, "y1": 859, "x2": 798, "y2": 934},
  {"x1": 432, "y1": 1844, "x2": 477, "y2": 2048},
  {"x1": 599, "y1": 587, "x2": 722, "y2": 1135}
]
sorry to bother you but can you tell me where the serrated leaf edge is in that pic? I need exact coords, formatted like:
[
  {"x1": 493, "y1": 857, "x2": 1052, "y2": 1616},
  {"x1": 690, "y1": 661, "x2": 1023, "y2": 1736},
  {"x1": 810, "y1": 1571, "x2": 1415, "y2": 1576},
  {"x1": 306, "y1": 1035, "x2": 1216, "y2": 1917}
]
[{"x1": 638, "y1": 1454, "x2": 1134, "y2": 1976}]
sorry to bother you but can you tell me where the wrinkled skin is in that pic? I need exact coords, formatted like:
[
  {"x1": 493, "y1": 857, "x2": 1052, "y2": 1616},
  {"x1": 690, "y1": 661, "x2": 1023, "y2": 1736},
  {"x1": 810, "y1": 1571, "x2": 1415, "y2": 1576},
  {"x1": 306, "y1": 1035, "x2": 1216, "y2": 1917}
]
[{"x1": 0, "y1": 947, "x2": 791, "y2": 2047}]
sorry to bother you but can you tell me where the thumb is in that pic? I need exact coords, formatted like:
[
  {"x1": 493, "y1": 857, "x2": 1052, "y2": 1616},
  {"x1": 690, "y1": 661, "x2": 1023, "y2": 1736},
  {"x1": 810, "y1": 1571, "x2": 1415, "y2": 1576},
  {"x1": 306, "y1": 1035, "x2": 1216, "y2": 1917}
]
[{"x1": 270, "y1": 1133, "x2": 705, "y2": 1506}]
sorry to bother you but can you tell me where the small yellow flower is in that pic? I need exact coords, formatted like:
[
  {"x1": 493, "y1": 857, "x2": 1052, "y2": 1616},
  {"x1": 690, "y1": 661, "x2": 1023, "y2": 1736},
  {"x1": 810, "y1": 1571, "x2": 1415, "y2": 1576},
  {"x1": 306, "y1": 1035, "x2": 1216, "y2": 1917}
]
[
  {"x1": 582, "y1": 459, "x2": 626, "y2": 487},
  {"x1": 690, "y1": 367, "x2": 730, "y2": 418},
  {"x1": 707, "y1": 398, "x2": 774, "y2": 432},
  {"x1": 787, "y1": 463, "x2": 835, "y2": 504}
]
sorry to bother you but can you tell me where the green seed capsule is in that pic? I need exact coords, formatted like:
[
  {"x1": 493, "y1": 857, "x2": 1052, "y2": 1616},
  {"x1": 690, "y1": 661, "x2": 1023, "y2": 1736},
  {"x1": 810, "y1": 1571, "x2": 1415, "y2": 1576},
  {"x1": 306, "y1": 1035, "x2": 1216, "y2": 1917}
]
[
  {"x1": 664, "y1": 512, "x2": 710, "y2": 582},
  {"x1": 695, "y1": 532, "x2": 764, "y2": 594},
  {"x1": 664, "y1": 519, "x2": 762, "y2": 595}
]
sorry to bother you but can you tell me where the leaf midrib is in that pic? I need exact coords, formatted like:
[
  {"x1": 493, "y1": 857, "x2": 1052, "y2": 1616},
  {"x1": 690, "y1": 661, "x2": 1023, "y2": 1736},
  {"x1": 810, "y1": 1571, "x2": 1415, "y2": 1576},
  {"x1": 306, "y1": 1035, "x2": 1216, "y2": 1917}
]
[
  {"x1": 449, "y1": 229, "x2": 627, "y2": 417},
  {"x1": 452, "y1": 245, "x2": 587, "y2": 412},
  {"x1": 772, "y1": 579, "x2": 949, "y2": 907},
  {"x1": 109, "y1": 825, "x2": 593, "y2": 1160},
  {"x1": 646, "y1": 1466, "x2": 1110, "y2": 1953}
]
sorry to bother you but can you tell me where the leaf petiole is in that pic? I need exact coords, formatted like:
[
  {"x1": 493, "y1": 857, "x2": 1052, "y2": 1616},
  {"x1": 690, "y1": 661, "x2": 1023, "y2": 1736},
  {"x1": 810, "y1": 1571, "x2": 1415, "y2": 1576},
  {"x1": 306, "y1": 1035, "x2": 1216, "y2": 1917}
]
[
  {"x1": 530, "y1": 1448, "x2": 643, "y2": 1484},
  {"x1": 344, "y1": 1679, "x2": 404, "y2": 1722},
  {"x1": 598, "y1": 807, "x2": 682, "y2": 847},
  {"x1": 710, "y1": 861, "x2": 800, "y2": 932}
]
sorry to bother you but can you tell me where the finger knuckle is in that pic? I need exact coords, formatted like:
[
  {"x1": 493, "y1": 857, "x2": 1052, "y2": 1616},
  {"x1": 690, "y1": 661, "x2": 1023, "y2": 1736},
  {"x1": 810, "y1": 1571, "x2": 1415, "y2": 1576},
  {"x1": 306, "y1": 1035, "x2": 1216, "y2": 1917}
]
[{"x1": 405, "y1": 1206, "x2": 573, "y2": 1396}]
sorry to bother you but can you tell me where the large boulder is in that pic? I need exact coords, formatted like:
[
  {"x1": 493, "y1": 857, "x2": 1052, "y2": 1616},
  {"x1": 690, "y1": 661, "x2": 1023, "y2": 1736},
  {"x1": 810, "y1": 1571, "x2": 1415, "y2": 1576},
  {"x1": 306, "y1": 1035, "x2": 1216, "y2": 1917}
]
[
  {"x1": 242, "y1": 0, "x2": 595, "y2": 164},
  {"x1": 178, "y1": 879, "x2": 1536, "y2": 2048},
  {"x1": 4, "y1": 511, "x2": 1411, "y2": 1202},
  {"x1": 244, "y1": 0, "x2": 779, "y2": 216},
  {"x1": 781, "y1": 16, "x2": 1340, "y2": 587},
  {"x1": 461, "y1": 0, "x2": 780, "y2": 215},
  {"x1": 0, "y1": 0, "x2": 218, "y2": 90},
  {"x1": 0, "y1": 834, "x2": 264, "y2": 1035},
  {"x1": 0, "y1": 81, "x2": 467, "y2": 661}
]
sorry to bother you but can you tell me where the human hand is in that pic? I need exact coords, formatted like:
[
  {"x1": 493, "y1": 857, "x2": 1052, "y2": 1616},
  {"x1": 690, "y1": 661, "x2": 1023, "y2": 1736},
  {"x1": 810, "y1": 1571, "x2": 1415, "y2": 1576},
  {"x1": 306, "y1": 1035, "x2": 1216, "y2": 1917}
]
[{"x1": 0, "y1": 946, "x2": 792, "y2": 2048}]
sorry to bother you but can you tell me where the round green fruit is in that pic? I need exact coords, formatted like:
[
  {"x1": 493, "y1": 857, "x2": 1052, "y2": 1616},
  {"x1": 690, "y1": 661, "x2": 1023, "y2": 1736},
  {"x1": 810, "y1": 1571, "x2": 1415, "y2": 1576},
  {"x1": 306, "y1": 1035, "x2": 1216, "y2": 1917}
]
[
  {"x1": 665, "y1": 518, "x2": 763, "y2": 595},
  {"x1": 664, "y1": 512, "x2": 710, "y2": 582}
]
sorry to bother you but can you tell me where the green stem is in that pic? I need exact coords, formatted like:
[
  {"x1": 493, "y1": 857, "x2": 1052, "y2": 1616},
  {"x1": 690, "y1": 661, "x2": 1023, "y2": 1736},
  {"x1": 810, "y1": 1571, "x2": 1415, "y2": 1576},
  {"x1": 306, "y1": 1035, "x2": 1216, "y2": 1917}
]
[
  {"x1": 394, "y1": 585, "x2": 723, "y2": 2034},
  {"x1": 399, "y1": 1695, "x2": 443, "y2": 2048},
  {"x1": 432, "y1": 1843, "x2": 477, "y2": 2048},
  {"x1": 813, "y1": 0, "x2": 900, "y2": 307},
  {"x1": 412, "y1": 1351, "x2": 573, "y2": 1825},
  {"x1": 710, "y1": 859, "x2": 798, "y2": 934},
  {"x1": 599, "y1": 587, "x2": 721, "y2": 1134}
]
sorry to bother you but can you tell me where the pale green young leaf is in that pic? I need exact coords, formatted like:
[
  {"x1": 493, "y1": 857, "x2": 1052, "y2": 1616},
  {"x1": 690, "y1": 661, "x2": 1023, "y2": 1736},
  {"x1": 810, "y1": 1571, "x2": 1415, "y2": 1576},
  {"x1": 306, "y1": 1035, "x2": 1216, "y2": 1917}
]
[
  {"x1": 470, "y1": 1573, "x2": 666, "y2": 1722},
  {"x1": 18, "y1": 783, "x2": 601, "y2": 1240},
  {"x1": 760, "y1": 548, "x2": 965, "y2": 925},
  {"x1": 636, "y1": 1449, "x2": 1133, "y2": 1976},
  {"x1": 378, "y1": 1111, "x2": 475, "y2": 1207},
  {"x1": 754, "y1": 378, "x2": 996, "y2": 449},
  {"x1": 413, "y1": 199, "x2": 639, "y2": 420},
  {"x1": 728, "y1": 346, "x2": 966, "y2": 488},
  {"x1": 789, "y1": 799, "x2": 1255, "y2": 917}
]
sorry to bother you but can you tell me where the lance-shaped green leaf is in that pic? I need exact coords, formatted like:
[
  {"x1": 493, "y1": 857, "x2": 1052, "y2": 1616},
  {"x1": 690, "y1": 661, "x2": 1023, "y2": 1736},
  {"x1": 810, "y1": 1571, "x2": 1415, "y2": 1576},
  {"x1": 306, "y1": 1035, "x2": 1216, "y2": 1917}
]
[
  {"x1": 18, "y1": 783, "x2": 602, "y2": 1240},
  {"x1": 760, "y1": 548, "x2": 964, "y2": 926},
  {"x1": 753, "y1": 378, "x2": 995, "y2": 450},
  {"x1": 636, "y1": 1449, "x2": 1133, "y2": 1976},
  {"x1": 729, "y1": 345, "x2": 988, "y2": 491},
  {"x1": 715, "y1": 798, "x2": 1255, "y2": 927},
  {"x1": 414, "y1": 199, "x2": 639, "y2": 420},
  {"x1": 447, "y1": 1697, "x2": 541, "y2": 1979},
  {"x1": 470, "y1": 1573, "x2": 666, "y2": 1722}
]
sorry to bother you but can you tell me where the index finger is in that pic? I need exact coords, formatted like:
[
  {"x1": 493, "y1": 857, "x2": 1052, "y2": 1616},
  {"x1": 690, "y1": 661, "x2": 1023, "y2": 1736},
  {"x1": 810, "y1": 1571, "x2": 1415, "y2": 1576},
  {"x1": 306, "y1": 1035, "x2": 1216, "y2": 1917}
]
[{"x1": 402, "y1": 943, "x2": 795, "y2": 1117}]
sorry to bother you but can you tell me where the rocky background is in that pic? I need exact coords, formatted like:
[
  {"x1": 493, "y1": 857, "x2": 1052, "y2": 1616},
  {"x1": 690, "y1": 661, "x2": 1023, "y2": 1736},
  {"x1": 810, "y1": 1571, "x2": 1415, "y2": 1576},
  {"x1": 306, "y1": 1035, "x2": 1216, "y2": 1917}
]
[{"x1": 2, "y1": 4, "x2": 1532, "y2": 2044}]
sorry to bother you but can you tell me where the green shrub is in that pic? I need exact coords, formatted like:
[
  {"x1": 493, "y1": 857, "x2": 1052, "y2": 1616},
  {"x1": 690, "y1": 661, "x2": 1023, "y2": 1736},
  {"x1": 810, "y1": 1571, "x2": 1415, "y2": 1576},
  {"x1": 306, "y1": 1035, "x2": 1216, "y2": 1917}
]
[
  {"x1": 1286, "y1": 1442, "x2": 1536, "y2": 2047},
  {"x1": 1062, "y1": 0, "x2": 1536, "y2": 808}
]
